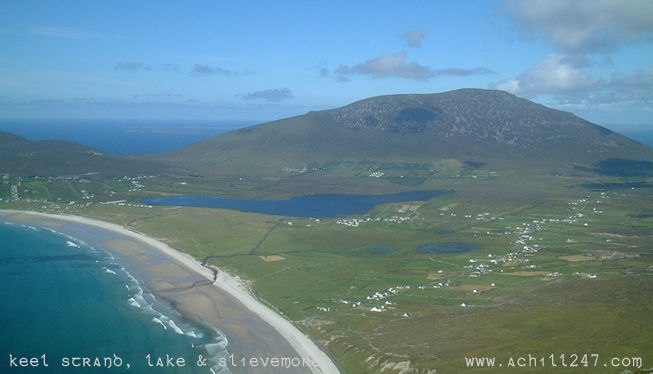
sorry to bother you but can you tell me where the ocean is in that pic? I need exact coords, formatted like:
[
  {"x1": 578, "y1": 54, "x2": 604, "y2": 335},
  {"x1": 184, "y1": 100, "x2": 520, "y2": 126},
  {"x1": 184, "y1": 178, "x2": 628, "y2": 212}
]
[
  {"x1": 623, "y1": 131, "x2": 653, "y2": 148},
  {"x1": 0, "y1": 221, "x2": 222, "y2": 373},
  {"x1": 0, "y1": 119, "x2": 255, "y2": 155}
]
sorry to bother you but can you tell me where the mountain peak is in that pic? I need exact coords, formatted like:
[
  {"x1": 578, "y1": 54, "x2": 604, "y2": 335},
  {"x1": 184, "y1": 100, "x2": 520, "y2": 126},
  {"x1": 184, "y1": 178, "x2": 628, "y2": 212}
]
[
  {"x1": 165, "y1": 89, "x2": 652, "y2": 175},
  {"x1": 309, "y1": 88, "x2": 602, "y2": 146}
]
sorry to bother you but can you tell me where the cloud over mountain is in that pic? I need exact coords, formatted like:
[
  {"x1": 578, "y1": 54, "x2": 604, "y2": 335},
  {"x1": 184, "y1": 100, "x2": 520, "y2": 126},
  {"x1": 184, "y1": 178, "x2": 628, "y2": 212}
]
[
  {"x1": 493, "y1": 0, "x2": 653, "y2": 115},
  {"x1": 334, "y1": 52, "x2": 494, "y2": 81},
  {"x1": 491, "y1": 53, "x2": 600, "y2": 95}
]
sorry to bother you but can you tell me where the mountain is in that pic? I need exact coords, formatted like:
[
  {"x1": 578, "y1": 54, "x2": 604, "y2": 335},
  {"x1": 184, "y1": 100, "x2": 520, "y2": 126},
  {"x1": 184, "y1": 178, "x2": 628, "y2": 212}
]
[
  {"x1": 0, "y1": 131, "x2": 168, "y2": 177},
  {"x1": 4, "y1": 89, "x2": 652, "y2": 181},
  {"x1": 161, "y1": 89, "x2": 653, "y2": 176}
]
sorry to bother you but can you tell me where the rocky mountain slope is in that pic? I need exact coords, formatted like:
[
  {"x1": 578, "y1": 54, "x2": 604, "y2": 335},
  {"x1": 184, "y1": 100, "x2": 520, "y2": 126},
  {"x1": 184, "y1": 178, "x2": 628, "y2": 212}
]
[{"x1": 161, "y1": 89, "x2": 653, "y2": 176}]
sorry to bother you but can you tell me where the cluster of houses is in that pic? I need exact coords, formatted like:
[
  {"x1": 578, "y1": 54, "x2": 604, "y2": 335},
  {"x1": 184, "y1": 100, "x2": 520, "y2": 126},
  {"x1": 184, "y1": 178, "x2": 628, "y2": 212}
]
[
  {"x1": 0, "y1": 174, "x2": 156, "y2": 213},
  {"x1": 1, "y1": 173, "x2": 19, "y2": 202},
  {"x1": 80, "y1": 189, "x2": 94, "y2": 200},
  {"x1": 336, "y1": 214, "x2": 415, "y2": 227},
  {"x1": 417, "y1": 278, "x2": 456, "y2": 290},
  {"x1": 496, "y1": 194, "x2": 610, "y2": 277},
  {"x1": 369, "y1": 300, "x2": 394, "y2": 312},
  {"x1": 100, "y1": 200, "x2": 153, "y2": 208},
  {"x1": 328, "y1": 285, "x2": 412, "y2": 313},
  {"x1": 361, "y1": 285, "x2": 410, "y2": 312},
  {"x1": 440, "y1": 210, "x2": 496, "y2": 222},
  {"x1": 0, "y1": 173, "x2": 154, "y2": 205},
  {"x1": 575, "y1": 271, "x2": 598, "y2": 279},
  {"x1": 118, "y1": 176, "x2": 147, "y2": 192},
  {"x1": 9, "y1": 184, "x2": 18, "y2": 201},
  {"x1": 336, "y1": 217, "x2": 374, "y2": 227},
  {"x1": 464, "y1": 260, "x2": 493, "y2": 278}
]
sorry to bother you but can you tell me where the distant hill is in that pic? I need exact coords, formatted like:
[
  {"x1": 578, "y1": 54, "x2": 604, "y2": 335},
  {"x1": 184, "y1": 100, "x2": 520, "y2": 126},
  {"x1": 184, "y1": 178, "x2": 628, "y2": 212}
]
[
  {"x1": 160, "y1": 89, "x2": 653, "y2": 176},
  {"x1": 4, "y1": 89, "x2": 652, "y2": 182},
  {"x1": 0, "y1": 131, "x2": 32, "y2": 146},
  {"x1": 0, "y1": 131, "x2": 168, "y2": 177}
]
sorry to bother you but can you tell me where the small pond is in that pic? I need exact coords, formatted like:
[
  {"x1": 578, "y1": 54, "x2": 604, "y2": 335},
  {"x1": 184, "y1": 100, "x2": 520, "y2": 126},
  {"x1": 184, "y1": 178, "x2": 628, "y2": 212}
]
[
  {"x1": 416, "y1": 242, "x2": 480, "y2": 254},
  {"x1": 365, "y1": 246, "x2": 393, "y2": 254}
]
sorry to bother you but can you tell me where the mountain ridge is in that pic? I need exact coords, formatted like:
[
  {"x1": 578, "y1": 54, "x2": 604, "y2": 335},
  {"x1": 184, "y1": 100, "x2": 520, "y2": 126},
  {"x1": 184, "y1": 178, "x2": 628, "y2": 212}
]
[
  {"x1": 0, "y1": 130, "x2": 170, "y2": 177},
  {"x1": 161, "y1": 89, "x2": 653, "y2": 177},
  {"x1": 2, "y1": 89, "x2": 653, "y2": 180},
  {"x1": 308, "y1": 89, "x2": 611, "y2": 145}
]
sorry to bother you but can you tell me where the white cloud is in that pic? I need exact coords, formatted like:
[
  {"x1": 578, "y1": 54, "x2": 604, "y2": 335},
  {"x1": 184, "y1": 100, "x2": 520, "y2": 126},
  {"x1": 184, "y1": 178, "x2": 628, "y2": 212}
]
[
  {"x1": 347, "y1": 52, "x2": 432, "y2": 80},
  {"x1": 491, "y1": 78, "x2": 520, "y2": 94},
  {"x1": 490, "y1": 53, "x2": 600, "y2": 95},
  {"x1": 402, "y1": 29, "x2": 425, "y2": 48},
  {"x1": 491, "y1": 55, "x2": 653, "y2": 118},
  {"x1": 334, "y1": 52, "x2": 494, "y2": 81},
  {"x1": 243, "y1": 88, "x2": 293, "y2": 102},
  {"x1": 192, "y1": 64, "x2": 238, "y2": 76},
  {"x1": 503, "y1": 0, "x2": 653, "y2": 54}
]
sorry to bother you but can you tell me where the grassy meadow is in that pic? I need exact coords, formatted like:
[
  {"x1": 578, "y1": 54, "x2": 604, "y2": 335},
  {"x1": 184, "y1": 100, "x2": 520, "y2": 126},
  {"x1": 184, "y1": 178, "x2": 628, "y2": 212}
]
[{"x1": 3, "y1": 162, "x2": 653, "y2": 373}]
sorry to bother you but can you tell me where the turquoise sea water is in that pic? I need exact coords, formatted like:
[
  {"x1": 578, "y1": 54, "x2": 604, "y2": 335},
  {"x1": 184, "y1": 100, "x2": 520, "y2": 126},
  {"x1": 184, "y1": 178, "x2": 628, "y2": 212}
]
[{"x1": 0, "y1": 222, "x2": 221, "y2": 373}]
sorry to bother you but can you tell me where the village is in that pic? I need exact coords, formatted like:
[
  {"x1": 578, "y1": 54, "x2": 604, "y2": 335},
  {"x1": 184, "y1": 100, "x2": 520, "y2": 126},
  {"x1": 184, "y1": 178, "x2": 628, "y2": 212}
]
[
  {"x1": 0, "y1": 173, "x2": 154, "y2": 212},
  {"x1": 314, "y1": 192, "x2": 613, "y2": 316}
]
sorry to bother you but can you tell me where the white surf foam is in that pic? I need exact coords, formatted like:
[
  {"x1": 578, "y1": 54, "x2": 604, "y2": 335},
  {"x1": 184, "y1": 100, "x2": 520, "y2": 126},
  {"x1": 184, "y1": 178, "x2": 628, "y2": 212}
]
[{"x1": 152, "y1": 317, "x2": 167, "y2": 330}]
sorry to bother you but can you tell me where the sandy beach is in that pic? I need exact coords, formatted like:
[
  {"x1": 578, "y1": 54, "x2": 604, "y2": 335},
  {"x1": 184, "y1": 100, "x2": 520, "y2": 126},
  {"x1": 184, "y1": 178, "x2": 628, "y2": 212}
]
[{"x1": 0, "y1": 209, "x2": 340, "y2": 374}]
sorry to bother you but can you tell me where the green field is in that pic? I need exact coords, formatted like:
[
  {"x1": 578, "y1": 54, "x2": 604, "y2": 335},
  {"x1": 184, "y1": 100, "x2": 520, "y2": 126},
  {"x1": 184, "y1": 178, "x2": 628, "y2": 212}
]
[{"x1": 4, "y1": 168, "x2": 652, "y2": 373}]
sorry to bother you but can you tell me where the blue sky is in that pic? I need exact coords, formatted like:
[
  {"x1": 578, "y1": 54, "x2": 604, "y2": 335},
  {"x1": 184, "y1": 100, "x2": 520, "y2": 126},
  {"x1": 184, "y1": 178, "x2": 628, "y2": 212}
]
[{"x1": 1, "y1": 0, "x2": 652, "y2": 127}]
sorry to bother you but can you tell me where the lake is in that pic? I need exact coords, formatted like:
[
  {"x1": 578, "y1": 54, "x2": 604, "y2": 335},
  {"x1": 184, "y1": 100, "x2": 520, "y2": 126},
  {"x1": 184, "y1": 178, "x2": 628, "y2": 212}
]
[
  {"x1": 144, "y1": 190, "x2": 444, "y2": 218},
  {"x1": 416, "y1": 242, "x2": 480, "y2": 254},
  {"x1": 365, "y1": 246, "x2": 393, "y2": 254}
]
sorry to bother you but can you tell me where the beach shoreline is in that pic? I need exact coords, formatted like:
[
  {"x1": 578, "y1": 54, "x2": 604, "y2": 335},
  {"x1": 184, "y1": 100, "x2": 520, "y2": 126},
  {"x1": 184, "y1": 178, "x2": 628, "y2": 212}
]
[{"x1": 0, "y1": 209, "x2": 340, "y2": 374}]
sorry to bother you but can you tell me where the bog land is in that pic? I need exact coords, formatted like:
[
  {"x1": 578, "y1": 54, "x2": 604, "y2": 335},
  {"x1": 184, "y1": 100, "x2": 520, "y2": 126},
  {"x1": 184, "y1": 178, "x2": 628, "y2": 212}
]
[{"x1": 3, "y1": 169, "x2": 653, "y2": 373}]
